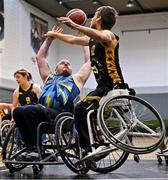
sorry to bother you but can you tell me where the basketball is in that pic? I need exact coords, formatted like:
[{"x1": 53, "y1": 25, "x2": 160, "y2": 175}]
[{"x1": 66, "y1": 9, "x2": 87, "y2": 25}]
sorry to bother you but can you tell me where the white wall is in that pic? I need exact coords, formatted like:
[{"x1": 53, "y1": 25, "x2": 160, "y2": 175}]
[
  {"x1": 0, "y1": 0, "x2": 168, "y2": 94},
  {"x1": 114, "y1": 13, "x2": 168, "y2": 92}
]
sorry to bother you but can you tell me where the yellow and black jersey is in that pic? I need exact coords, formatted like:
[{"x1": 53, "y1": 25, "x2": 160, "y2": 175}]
[
  {"x1": 18, "y1": 83, "x2": 38, "y2": 106},
  {"x1": 89, "y1": 35, "x2": 124, "y2": 88}
]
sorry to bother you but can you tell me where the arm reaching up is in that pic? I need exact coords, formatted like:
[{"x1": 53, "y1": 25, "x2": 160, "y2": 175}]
[
  {"x1": 57, "y1": 17, "x2": 114, "y2": 46},
  {"x1": 45, "y1": 26, "x2": 89, "y2": 46},
  {"x1": 73, "y1": 45, "x2": 91, "y2": 90},
  {"x1": 36, "y1": 27, "x2": 63, "y2": 82},
  {"x1": 36, "y1": 37, "x2": 53, "y2": 83}
]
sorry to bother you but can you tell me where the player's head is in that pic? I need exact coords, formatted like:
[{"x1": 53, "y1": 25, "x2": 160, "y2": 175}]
[
  {"x1": 55, "y1": 59, "x2": 72, "y2": 76},
  {"x1": 90, "y1": 6, "x2": 118, "y2": 30},
  {"x1": 14, "y1": 69, "x2": 32, "y2": 84}
]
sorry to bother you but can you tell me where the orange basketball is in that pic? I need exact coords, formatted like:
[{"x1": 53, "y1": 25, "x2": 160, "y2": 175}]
[{"x1": 66, "y1": 9, "x2": 87, "y2": 25}]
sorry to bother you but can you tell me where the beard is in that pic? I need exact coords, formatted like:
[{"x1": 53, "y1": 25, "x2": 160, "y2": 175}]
[{"x1": 57, "y1": 71, "x2": 71, "y2": 77}]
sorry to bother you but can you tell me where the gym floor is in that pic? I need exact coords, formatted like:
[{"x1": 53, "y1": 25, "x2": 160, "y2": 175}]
[{"x1": 0, "y1": 156, "x2": 168, "y2": 179}]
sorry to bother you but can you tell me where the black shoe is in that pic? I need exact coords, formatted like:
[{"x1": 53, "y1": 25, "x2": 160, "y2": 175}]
[{"x1": 16, "y1": 152, "x2": 39, "y2": 161}]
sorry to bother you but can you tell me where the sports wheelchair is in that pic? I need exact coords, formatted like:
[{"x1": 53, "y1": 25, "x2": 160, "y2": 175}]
[
  {"x1": 55, "y1": 88, "x2": 166, "y2": 175},
  {"x1": 2, "y1": 113, "x2": 67, "y2": 175}
]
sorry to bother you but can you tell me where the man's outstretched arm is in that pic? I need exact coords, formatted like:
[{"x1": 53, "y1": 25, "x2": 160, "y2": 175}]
[
  {"x1": 36, "y1": 26, "x2": 64, "y2": 82},
  {"x1": 36, "y1": 37, "x2": 53, "y2": 83},
  {"x1": 73, "y1": 46, "x2": 91, "y2": 90},
  {"x1": 45, "y1": 26, "x2": 89, "y2": 46},
  {"x1": 57, "y1": 17, "x2": 113, "y2": 45}
]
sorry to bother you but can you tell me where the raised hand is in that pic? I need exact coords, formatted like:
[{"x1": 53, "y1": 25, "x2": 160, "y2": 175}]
[
  {"x1": 45, "y1": 26, "x2": 63, "y2": 38},
  {"x1": 57, "y1": 17, "x2": 77, "y2": 29}
]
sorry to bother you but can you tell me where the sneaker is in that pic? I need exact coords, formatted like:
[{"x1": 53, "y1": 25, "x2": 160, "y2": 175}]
[{"x1": 16, "y1": 151, "x2": 39, "y2": 161}]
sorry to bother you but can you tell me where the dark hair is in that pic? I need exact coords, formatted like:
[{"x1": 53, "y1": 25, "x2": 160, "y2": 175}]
[
  {"x1": 96, "y1": 6, "x2": 118, "y2": 30},
  {"x1": 14, "y1": 69, "x2": 32, "y2": 81}
]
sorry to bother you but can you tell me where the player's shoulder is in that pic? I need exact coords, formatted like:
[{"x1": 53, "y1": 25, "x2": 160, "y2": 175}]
[
  {"x1": 32, "y1": 83, "x2": 42, "y2": 90},
  {"x1": 14, "y1": 87, "x2": 19, "y2": 93}
]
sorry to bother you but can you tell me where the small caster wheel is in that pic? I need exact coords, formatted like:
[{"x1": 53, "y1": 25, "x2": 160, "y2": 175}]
[
  {"x1": 9, "y1": 169, "x2": 15, "y2": 174},
  {"x1": 32, "y1": 165, "x2": 40, "y2": 175},
  {"x1": 39, "y1": 164, "x2": 44, "y2": 170},
  {"x1": 134, "y1": 154, "x2": 140, "y2": 163},
  {"x1": 157, "y1": 156, "x2": 162, "y2": 164}
]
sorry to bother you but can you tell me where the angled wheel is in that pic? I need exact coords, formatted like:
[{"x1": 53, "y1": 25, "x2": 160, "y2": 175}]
[
  {"x1": 2, "y1": 124, "x2": 27, "y2": 172},
  {"x1": 97, "y1": 95, "x2": 165, "y2": 154},
  {"x1": 56, "y1": 114, "x2": 89, "y2": 175},
  {"x1": 56, "y1": 112, "x2": 129, "y2": 174}
]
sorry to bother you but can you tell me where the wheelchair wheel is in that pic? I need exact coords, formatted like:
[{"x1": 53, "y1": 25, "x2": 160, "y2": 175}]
[
  {"x1": 97, "y1": 95, "x2": 165, "y2": 154},
  {"x1": 2, "y1": 124, "x2": 27, "y2": 172},
  {"x1": 56, "y1": 114, "x2": 89, "y2": 175},
  {"x1": 90, "y1": 145, "x2": 129, "y2": 173},
  {"x1": 1, "y1": 120, "x2": 12, "y2": 145}
]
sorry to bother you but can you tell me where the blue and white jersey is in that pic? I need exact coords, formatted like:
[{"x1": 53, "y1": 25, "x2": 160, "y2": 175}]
[{"x1": 38, "y1": 74, "x2": 80, "y2": 112}]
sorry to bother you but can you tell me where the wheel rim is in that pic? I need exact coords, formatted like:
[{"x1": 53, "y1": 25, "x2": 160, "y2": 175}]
[{"x1": 97, "y1": 95, "x2": 165, "y2": 154}]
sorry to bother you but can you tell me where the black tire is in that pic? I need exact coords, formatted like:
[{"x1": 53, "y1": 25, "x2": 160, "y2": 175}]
[
  {"x1": 56, "y1": 115, "x2": 89, "y2": 175},
  {"x1": 54, "y1": 112, "x2": 73, "y2": 124},
  {"x1": 97, "y1": 95, "x2": 165, "y2": 154},
  {"x1": 2, "y1": 124, "x2": 27, "y2": 172},
  {"x1": 32, "y1": 165, "x2": 40, "y2": 175},
  {"x1": 157, "y1": 156, "x2": 162, "y2": 164},
  {"x1": 1, "y1": 120, "x2": 12, "y2": 145},
  {"x1": 165, "y1": 159, "x2": 168, "y2": 165},
  {"x1": 39, "y1": 164, "x2": 44, "y2": 170}
]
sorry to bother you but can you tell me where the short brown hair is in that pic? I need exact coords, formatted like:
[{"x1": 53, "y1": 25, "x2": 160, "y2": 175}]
[{"x1": 96, "y1": 6, "x2": 118, "y2": 30}]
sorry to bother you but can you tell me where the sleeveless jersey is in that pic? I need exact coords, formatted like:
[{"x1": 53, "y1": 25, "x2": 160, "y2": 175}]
[
  {"x1": 38, "y1": 74, "x2": 80, "y2": 112},
  {"x1": 18, "y1": 83, "x2": 38, "y2": 106},
  {"x1": 89, "y1": 35, "x2": 124, "y2": 88}
]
